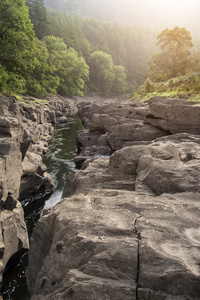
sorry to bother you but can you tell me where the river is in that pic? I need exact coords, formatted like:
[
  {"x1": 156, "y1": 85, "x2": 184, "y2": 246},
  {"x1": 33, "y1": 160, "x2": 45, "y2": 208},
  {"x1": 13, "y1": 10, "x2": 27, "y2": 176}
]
[{"x1": 1, "y1": 115, "x2": 83, "y2": 300}]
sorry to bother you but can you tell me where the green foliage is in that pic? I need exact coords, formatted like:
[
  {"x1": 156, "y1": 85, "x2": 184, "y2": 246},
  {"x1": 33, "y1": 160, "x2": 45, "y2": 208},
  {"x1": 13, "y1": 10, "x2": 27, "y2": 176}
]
[
  {"x1": 132, "y1": 72, "x2": 200, "y2": 102},
  {"x1": 25, "y1": 38, "x2": 60, "y2": 95},
  {"x1": 0, "y1": 64, "x2": 27, "y2": 94},
  {"x1": 47, "y1": 11, "x2": 157, "y2": 89},
  {"x1": 88, "y1": 51, "x2": 115, "y2": 95},
  {"x1": 0, "y1": 0, "x2": 89, "y2": 96},
  {"x1": 57, "y1": 48, "x2": 89, "y2": 96},
  {"x1": 26, "y1": 0, "x2": 48, "y2": 39},
  {"x1": 112, "y1": 65, "x2": 127, "y2": 93},
  {"x1": 88, "y1": 51, "x2": 128, "y2": 95},
  {"x1": 144, "y1": 78, "x2": 154, "y2": 93},
  {"x1": 148, "y1": 26, "x2": 194, "y2": 81},
  {"x1": 0, "y1": 0, "x2": 35, "y2": 73},
  {"x1": 0, "y1": 64, "x2": 9, "y2": 93},
  {"x1": 0, "y1": 0, "x2": 157, "y2": 96},
  {"x1": 43, "y1": 36, "x2": 89, "y2": 95}
]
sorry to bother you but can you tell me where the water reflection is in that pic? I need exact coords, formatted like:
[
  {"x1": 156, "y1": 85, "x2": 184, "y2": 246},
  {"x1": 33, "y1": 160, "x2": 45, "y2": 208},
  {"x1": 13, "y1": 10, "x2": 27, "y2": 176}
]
[{"x1": 42, "y1": 115, "x2": 83, "y2": 208}]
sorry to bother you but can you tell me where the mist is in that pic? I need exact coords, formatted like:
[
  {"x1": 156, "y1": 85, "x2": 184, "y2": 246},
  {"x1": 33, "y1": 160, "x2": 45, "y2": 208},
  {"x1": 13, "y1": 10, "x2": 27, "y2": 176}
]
[{"x1": 44, "y1": 0, "x2": 200, "y2": 37}]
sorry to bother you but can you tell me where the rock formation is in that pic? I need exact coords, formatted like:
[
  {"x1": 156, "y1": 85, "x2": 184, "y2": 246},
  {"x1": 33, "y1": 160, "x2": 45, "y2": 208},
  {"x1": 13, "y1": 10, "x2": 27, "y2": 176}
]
[
  {"x1": 27, "y1": 96, "x2": 200, "y2": 299},
  {"x1": 75, "y1": 97, "x2": 168, "y2": 166},
  {"x1": 0, "y1": 94, "x2": 77, "y2": 285}
]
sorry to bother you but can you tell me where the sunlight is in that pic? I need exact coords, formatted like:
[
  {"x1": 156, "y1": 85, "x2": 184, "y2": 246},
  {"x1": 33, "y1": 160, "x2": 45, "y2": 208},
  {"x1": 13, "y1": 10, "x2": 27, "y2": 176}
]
[
  {"x1": 156, "y1": 0, "x2": 195, "y2": 11},
  {"x1": 134, "y1": 0, "x2": 200, "y2": 33}
]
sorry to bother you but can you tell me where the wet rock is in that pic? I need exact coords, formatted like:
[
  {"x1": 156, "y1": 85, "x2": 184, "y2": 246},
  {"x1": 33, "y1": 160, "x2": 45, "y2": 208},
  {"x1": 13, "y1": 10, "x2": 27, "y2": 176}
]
[{"x1": 77, "y1": 130, "x2": 102, "y2": 148}]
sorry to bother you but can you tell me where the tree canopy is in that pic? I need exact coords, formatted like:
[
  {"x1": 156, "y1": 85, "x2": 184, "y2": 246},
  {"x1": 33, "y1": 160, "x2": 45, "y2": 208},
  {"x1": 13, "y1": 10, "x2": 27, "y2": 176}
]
[
  {"x1": 0, "y1": 0, "x2": 158, "y2": 96},
  {"x1": 148, "y1": 26, "x2": 194, "y2": 81},
  {"x1": 46, "y1": 11, "x2": 157, "y2": 89},
  {"x1": 0, "y1": 0, "x2": 35, "y2": 73},
  {"x1": 26, "y1": 0, "x2": 48, "y2": 39},
  {"x1": 42, "y1": 36, "x2": 89, "y2": 95},
  {"x1": 88, "y1": 51, "x2": 114, "y2": 94}
]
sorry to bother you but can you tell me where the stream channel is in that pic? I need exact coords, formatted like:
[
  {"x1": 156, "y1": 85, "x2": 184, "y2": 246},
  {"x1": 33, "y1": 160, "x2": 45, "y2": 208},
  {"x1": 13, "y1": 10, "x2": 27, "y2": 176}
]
[{"x1": 1, "y1": 115, "x2": 83, "y2": 300}]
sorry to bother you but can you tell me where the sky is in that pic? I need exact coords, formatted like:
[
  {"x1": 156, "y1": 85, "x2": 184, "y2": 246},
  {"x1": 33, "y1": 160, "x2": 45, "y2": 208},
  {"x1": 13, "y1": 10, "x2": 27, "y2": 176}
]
[{"x1": 128, "y1": 0, "x2": 200, "y2": 35}]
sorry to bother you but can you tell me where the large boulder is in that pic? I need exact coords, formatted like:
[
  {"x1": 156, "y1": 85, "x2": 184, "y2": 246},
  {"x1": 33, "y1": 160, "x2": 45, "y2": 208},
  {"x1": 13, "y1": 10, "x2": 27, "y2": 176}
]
[
  {"x1": 27, "y1": 190, "x2": 138, "y2": 300},
  {"x1": 27, "y1": 155, "x2": 200, "y2": 299},
  {"x1": 19, "y1": 151, "x2": 54, "y2": 200},
  {"x1": 107, "y1": 120, "x2": 167, "y2": 150},
  {"x1": 109, "y1": 138, "x2": 200, "y2": 195},
  {"x1": 145, "y1": 96, "x2": 200, "y2": 134}
]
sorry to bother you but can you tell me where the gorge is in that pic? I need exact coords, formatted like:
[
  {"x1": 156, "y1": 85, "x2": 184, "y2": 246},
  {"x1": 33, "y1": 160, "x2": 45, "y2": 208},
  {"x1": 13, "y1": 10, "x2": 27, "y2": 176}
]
[
  {"x1": 0, "y1": 94, "x2": 78, "y2": 298},
  {"x1": 1, "y1": 94, "x2": 200, "y2": 299}
]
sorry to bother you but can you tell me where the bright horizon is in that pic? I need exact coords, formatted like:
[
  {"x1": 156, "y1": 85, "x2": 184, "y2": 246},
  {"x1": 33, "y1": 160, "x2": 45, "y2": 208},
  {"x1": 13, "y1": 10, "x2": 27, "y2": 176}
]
[
  {"x1": 44, "y1": 0, "x2": 200, "y2": 40},
  {"x1": 121, "y1": 0, "x2": 200, "y2": 34}
]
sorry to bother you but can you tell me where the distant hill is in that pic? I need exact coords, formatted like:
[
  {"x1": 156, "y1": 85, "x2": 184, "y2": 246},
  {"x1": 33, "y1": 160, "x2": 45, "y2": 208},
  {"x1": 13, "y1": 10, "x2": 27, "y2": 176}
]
[{"x1": 44, "y1": 0, "x2": 200, "y2": 37}]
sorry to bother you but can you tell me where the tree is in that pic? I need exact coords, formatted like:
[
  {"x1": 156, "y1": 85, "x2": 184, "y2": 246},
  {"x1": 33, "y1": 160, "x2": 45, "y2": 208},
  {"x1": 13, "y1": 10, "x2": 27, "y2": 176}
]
[
  {"x1": 189, "y1": 51, "x2": 200, "y2": 72},
  {"x1": 25, "y1": 38, "x2": 60, "y2": 95},
  {"x1": 112, "y1": 65, "x2": 127, "y2": 93},
  {"x1": 43, "y1": 36, "x2": 89, "y2": 95},
  {"x1": 26, "y1": 0, "x2": 48, "y2": 39},
  {"x1": 148, "y1": 26, "x2": 194, "y2": 80},
  {"x1": 0, "y1": 0, "x2": 35, "y2": 73},
  {"x1": 0, "y1": 64, "x2": 27, "y2": 94},
  {"x1": 88, "y1": 51, "x2": 115, "y2": 94}
]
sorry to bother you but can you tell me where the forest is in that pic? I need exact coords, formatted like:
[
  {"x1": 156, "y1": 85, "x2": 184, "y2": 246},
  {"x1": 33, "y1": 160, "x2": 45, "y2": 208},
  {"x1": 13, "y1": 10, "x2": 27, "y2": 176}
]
[
  {"x1": 0, "y1": 0, "x2": 157, "y2": 96},
  {"x1": 0, "y1": 0, "x2": 200, "y2": 97}
]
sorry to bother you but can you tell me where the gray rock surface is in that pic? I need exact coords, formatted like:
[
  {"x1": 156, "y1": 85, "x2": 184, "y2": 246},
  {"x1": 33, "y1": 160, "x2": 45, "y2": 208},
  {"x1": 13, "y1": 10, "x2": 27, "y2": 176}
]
[
  {"x1": 107, "y1": 120, "x2": 167, "y2": 150},
  {"x1": 20, "y1": 151, "x2": 54, "y2": 200},
  {"x1": 145, "y1": 96, "x2": 200, "y2": 134},
  {"x1": 109, "y1": 139, "x2": 200, "y2": 195},
  {"x1": 27, "y1": 154, "x2": 200, "y2": 299},
  {"x1": 76, "y1": 98, "x2": 166, "y2": 167},
  {"x1": 0, "y1": 202, "x2": 29, "y2": 282},
  {"x1": 0, "y1": 94, "x2": 77, "y2": 284},
  {"x1": 0, "y1": 96, "x2": 30, "y2": 283},
  {"x1": 27, "y1": 96, "x2": 200, "y2": 299}
]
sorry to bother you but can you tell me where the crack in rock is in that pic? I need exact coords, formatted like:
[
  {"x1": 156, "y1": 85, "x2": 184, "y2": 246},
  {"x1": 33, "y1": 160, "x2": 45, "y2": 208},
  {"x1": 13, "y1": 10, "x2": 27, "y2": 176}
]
[{"x1": 134, "y1": 215, "x2": 141, "y2": 300}]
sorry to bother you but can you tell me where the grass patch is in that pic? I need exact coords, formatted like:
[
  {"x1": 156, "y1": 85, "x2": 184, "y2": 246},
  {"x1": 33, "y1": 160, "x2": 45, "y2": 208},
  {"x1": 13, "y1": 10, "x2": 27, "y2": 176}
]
[
  {"x1": 131, "y1": 72, "x2": 200, "y2": 103},
  {"x1": 13, "y1": 94, "x2": 48, "y2": 106}
]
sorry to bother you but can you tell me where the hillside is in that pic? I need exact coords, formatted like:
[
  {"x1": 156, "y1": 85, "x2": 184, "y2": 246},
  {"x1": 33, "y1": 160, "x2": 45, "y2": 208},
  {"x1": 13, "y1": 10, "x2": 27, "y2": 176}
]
[
  {"x1": 44, "y1": 0, "x2": 200, "y2": 36},
  {"x1": 132, "y1": 73, "x2": 200, "y2": 102}
]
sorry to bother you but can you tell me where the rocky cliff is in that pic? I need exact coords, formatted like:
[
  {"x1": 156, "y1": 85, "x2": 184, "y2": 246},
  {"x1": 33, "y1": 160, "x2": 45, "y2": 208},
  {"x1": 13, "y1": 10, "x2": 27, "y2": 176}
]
[
  {"x1": 27, "y1": 96, "x2": 200, "y2": 299},
  {"x1": 0, "y1": 94, "x2": 77, "y2": 284}
]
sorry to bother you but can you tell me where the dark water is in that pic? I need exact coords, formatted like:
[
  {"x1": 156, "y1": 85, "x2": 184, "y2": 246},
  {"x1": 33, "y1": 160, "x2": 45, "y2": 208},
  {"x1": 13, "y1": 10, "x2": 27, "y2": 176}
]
[{"x1": 1, "y1": 115, "x2": 83, "y2": 300}]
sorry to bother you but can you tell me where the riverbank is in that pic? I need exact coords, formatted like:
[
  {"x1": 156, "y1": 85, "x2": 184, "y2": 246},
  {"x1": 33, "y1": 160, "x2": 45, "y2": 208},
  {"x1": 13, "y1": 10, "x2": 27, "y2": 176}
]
[
  {"x1": 0, "y1": 94, "x2": 78, "y2": 288},
  {"x1": 1, "y1": 115, "x2": 84, "y2": 299},
  {"x1": 27, "y1": 95, "x2": 200, "y2": 299}
]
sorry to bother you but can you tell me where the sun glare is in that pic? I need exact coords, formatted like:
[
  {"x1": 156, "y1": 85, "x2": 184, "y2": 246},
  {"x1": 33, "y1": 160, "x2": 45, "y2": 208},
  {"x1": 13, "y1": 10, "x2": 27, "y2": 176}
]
[{"x1": 134, "y1": 0, "x2": 200, "y2": 33}]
